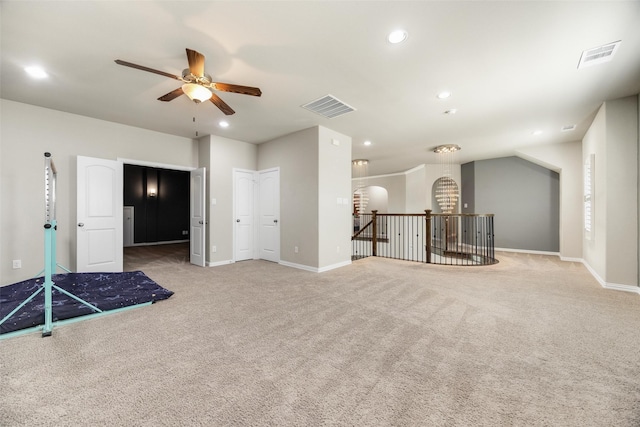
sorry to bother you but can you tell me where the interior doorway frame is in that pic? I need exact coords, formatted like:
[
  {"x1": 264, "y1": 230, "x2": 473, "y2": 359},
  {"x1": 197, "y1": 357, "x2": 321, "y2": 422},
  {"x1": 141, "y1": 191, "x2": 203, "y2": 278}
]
[{"x1": 118, "y1": 158, "x2": 201, "y2": 264}]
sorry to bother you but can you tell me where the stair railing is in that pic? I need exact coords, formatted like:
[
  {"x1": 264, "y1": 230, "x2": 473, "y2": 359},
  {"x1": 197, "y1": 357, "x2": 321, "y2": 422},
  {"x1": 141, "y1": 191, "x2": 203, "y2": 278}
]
[{"x1": 352, "y1": 210, "x2": 497, "y2": 266}]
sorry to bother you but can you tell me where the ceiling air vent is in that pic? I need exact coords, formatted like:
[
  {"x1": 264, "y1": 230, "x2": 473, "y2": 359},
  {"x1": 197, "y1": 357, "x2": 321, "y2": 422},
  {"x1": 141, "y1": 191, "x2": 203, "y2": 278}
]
[
  {"x1": 301, "y1": 94, "x2": 356, "y2": 119},
  {"x1": 577, "y1": 40, "x2": 621, "y2": 69}
]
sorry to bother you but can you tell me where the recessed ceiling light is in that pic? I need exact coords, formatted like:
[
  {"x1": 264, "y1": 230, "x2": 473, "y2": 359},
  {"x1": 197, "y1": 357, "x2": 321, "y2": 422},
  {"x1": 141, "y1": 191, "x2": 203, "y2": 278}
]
[
  {"x1": 444, "y1": 109, "x2": 457, "y2": 115},
  {"x1": 219, "y1": 121, "x2": 229, "y2": 128},
  {"x1": 561, "y1": 124, "x2": 576, "y2": 132},
  {"x1": 364, "y1": 140, "x2": 372, "y2": 146},
  {"x1": 532, "y1": 130, "x2": 543, "y2": 136},
  {"x1": 388, "y1": 30, "x2": 408, "y2": 44},
  {"x1": 24, "y1": 66, "x2": 48, "y2": 79},
  {"x1": 437, "y1": 91, "x2": 451, "y2": 99}
]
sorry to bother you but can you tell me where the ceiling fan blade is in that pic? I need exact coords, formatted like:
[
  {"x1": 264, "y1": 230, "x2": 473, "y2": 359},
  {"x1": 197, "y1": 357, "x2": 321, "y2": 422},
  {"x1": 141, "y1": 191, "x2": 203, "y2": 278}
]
[
  {"x1": 186, "y1": 48, "x2": 205, "y2": 77},
  {"x1": 209, "y1": 93, "x2": 235, "y2": 115},
  {"x1": 114, "y1": 59, "x2": 181, "y2": 80},
  {"x1": 212, "y1": 82, "x2": 262, "y2": 97},
  {"x1": 158, "y1": 87, "x2": 184, "y2": 102}
]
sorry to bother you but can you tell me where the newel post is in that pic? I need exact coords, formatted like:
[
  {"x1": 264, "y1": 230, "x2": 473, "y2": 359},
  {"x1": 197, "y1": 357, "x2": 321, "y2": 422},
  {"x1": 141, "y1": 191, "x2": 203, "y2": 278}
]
[
  {"x1": 425, "y1": 210, "x2": 432, "y2": 263},
  {"x1": 371, "y1": 210, "x2": 378, "y2": 257}
]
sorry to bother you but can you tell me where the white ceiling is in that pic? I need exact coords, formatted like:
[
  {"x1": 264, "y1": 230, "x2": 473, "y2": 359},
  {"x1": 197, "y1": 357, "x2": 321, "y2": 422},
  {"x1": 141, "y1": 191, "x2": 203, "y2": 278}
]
[{"x1": 2, "y1": 1, "x2": 639, "y2": 176}]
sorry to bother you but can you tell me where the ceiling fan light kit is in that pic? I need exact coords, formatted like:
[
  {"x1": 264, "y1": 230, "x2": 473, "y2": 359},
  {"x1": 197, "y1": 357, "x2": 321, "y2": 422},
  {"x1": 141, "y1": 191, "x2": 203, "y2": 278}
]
[
  {"x1": 115, "y1": 48, "x2": 261, "y2": 115},
  {"x1": 182, "y1": 83, "x2": 212, "y2": 103}
]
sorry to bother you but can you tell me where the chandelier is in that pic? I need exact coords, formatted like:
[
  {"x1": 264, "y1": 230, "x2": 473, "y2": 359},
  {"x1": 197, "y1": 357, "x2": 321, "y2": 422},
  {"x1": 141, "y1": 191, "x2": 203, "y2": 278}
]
[
  {"x1": 352, "y1": 159, "x2": 369, "y2": 215},
  {"x1": 434, "y1": 145, "x2": 460, "y2": 213}
]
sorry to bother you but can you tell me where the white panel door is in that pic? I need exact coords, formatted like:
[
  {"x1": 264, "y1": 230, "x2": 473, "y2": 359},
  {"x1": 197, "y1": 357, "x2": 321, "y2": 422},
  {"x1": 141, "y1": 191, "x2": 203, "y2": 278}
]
[
  {"x1": 234, "y1": 170, "x2": 255, "y2": 261},
  {"x1": 259, "y1": 169, "x2": 280, "y2": 262},
  {"x1": 76, "y1": 156, "x2": 123, "y2": 272},
  {"x1": 190, "y1": 168, "x2": 206, "y2": 267}
]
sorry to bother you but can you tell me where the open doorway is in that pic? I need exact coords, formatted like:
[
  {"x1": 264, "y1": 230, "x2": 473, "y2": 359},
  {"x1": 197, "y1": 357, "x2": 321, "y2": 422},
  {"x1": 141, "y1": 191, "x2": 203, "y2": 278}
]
[
  {"x1": 123, "y1": 163, "x2": 190, "y2": 270},
  {"x1": 76, "y1": 156, "x2": 205, "y2": 273}
]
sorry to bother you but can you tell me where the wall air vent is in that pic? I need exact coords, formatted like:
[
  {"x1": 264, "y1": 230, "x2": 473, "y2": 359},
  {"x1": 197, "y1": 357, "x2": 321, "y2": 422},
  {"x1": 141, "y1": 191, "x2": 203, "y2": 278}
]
[
  {"x1": 577, "y1": 40, "x2": 621, "y2": 69},
  {"x1": 301, "y1": 94, "x2": 356, "y2": 118}
]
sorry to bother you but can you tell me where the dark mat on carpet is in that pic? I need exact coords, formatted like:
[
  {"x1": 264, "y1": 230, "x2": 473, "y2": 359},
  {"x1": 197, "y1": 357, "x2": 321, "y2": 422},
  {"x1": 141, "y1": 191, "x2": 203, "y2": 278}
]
[{"x1": 0, "y1": 271, "x2": 173, "y2": 335}]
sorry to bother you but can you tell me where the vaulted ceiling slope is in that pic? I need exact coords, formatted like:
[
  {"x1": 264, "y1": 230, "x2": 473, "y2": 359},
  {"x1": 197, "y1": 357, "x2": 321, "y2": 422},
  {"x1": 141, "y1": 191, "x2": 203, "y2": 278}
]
[{"x1": 2, "y1": 1, "x2": 639, "y2": 175}]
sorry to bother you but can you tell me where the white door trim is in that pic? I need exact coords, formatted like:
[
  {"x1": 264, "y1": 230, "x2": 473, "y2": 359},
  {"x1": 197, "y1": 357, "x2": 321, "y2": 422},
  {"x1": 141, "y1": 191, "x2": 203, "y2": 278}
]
[{"x1": 117, "y1": 158, "x2": 196, "y2": 172}]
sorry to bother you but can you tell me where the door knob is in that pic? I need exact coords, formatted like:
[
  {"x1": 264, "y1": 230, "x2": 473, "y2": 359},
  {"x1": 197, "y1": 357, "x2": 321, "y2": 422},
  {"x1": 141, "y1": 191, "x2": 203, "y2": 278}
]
[
  {"x1": 274, "y1": 219, "x2": 278, "y2": 223},
  {"x1": 198, "y1": 220, "x2": 203, "y2": 224},
  {"x1": 236, "y1": 219, "x2": 240, "y2": 222},
  {"x1": 78, "y1": 223, "x2": 84, "y2": 227}
]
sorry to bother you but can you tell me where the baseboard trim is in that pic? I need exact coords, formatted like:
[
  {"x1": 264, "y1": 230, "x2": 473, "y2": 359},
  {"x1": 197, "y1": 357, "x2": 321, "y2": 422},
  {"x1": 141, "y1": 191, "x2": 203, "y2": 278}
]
[
  {"x1": 279, "y1": 259, "x2": 352, "y2": 273},
  {"x1": 581, "y1": 260, "x2": 640, "y2": 295},
  {"x1": 207, "y1": 259, "x2": 234, "y2": 267},
  {"x1": 278, "y1": 261, "x2": 318, "y2": 272},
  {"x1": 603, "y1": 283, "x2": 640, "y2": 294},
  {"x1": 560, "y1": 256, "x2": 583, "y2": 263},
  {"x1": 318, "y1": 260, "x2": 352, "y2": 273},
  {"x1": 495, "y1": 247, "x2": 560, "y2": 257}
]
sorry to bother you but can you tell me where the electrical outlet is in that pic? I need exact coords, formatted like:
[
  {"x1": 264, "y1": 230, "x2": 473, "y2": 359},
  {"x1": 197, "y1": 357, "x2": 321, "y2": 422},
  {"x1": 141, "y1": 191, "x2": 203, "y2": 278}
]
[
  {"x1": 212, "y1": 246, "x2": 217, "y2": 253},
  {"x1": 294, "y1": 246, "x2": 299, "y2": 253},
  {"x1": 12, "y1": 260, "x2": 21, "y2": 269}
]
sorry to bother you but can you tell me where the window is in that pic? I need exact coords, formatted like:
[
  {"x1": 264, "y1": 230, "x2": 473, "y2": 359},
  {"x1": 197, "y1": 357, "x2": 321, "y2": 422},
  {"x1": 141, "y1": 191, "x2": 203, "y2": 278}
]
[{"x1": 584, "y1": 154, "x2": 594, "y2": 240}]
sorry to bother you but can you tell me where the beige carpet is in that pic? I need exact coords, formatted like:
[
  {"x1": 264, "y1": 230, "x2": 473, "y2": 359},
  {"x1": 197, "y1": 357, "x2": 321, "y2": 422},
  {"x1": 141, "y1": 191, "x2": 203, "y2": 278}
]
[{"x1": 1, "y1": 250, "x2": 640, "y2": 426}]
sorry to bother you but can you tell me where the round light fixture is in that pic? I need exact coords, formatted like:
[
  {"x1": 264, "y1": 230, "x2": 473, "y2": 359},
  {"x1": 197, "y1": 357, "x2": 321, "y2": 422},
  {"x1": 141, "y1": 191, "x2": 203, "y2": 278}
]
[
  {"x1": 444, "y1": 109, "x2": 458, "y2": 115},
  {"x1": 437, "y1": 91, "x2": 451, "y2": 99},
  {"x1": 181, "y1": 83, "x2": 212, "y2": 103},
  {"x1": 364, "y1": 140, "x2": 372, "y2": 146},
  {"x1": 219, "y1": 121, "x2": 229, "y2": 128},
  {"x1": 24, "y1": 66, "x2": 48, "y2": 79},
  {"x1": 532, "y1": 130, "x2": 543, "y2": 136},
  {"x1": 387, "y1": 30, "x2": 408, "y2": 44}
]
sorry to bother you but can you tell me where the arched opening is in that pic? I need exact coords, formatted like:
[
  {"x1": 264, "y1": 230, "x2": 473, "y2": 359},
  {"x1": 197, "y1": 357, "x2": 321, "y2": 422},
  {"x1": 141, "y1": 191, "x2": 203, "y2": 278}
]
[{"x1": 353, "y1": 186, "x2": 388, "y2": 233}]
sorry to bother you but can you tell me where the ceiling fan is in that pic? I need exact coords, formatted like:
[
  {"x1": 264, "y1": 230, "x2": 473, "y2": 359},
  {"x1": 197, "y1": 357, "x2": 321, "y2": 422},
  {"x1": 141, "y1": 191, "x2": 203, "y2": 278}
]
[{"x1": 115, "y1": 48, "x2": 262, "y2": 115}]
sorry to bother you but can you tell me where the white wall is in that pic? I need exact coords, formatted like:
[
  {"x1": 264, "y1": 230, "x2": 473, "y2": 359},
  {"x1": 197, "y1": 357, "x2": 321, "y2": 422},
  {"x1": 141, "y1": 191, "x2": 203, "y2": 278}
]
[
  {"x1": 365, "y1": 186, "x2": 389, "y2": 213},
  {"x1": 318, "y1": 126, "x2": 352, "y2": 270},
  {"x1": 199, "y1": 135, "x2": 257, "y2": 265},
  {"x1": 357, "y1": 174, "x2": 406, "y2": 213},
  {"x1": 354, "y1": 163, "x2": 461, "y2": 214},
  {"x1": 258, "y1": 127, "x2": 319, "y2": 268},
  {"x1": 258, "y1": 126, "x2": 351, "y2": 271},
  {"x1": 405, "y1": 165, "x2": 427, "y2": 213},
  {"x1": 0, "y1": 100, "x2": 198, "y2": 285},
  {"x1": 604, "y1": 96, "x2": 638, "y2": 286},
  {"x1": 581, "y1": 95, "x2": 639, "y2": 288}
]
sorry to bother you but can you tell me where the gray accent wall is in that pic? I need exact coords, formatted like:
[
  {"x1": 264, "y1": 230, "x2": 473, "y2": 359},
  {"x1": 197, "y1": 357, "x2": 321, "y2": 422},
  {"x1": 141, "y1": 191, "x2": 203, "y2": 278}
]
[
  {"x1": 461, "y1": 162, "x2": 475, "y2": 213},
  {"x1": 462, "y1": 156, "x2": 560, "y2": 252}
]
